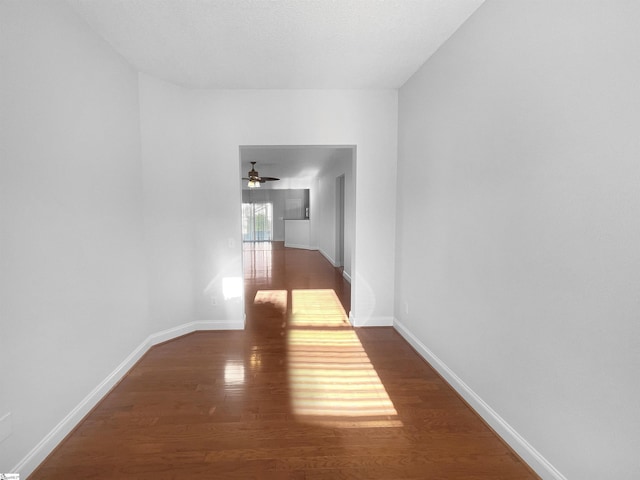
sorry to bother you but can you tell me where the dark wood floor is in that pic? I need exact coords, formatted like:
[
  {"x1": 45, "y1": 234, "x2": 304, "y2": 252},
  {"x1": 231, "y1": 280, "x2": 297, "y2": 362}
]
[{"x1": 30, "y1": 242, "x2": 538, "y2": 479}]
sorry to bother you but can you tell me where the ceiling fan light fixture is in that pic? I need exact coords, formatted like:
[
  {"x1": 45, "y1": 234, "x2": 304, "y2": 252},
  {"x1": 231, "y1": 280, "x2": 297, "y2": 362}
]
[{"x1": 242, "y1": 161, "x2": 279, "y2": 188}]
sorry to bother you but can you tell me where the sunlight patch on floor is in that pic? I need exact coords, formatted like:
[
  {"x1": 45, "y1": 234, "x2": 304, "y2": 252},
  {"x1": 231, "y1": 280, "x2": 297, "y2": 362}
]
[
  {"x1": 291, "y1": 289, "x2": 350, "y2": 328},
  {"x1": 288, "y1": 289, "x2": 401, "y2": 428},
  {"x1": 254, "y1": 289, "x2": 288, "y2": 313}
]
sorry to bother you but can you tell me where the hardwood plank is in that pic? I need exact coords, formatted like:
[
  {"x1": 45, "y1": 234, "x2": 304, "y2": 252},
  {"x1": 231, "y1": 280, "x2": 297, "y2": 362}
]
[{"x1": 29, "y1": 241, "x2": 538, "y2": 479}]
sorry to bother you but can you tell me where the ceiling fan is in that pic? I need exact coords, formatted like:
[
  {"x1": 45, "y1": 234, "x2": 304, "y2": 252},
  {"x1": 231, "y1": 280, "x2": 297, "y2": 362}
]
[{"x1": 242, "y1": 161, "x2": 280, "y2": 188}]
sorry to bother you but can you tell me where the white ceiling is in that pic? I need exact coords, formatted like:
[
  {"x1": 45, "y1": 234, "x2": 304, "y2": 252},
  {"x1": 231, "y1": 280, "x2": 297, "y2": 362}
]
[
  {"x1": 64, "y1": 1, "x2": 483, "y2": 185},
  {"x1": 240, "y1": 145, "x2": 352, "y2": 189},
  {"x1": 66, "y1": 0, "x2": 484, "y2": 89}
]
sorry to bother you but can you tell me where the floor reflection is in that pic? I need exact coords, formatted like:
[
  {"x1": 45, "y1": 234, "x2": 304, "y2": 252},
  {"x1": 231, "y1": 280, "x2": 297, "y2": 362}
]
[
  {"x1": 224, "y1": 361, "x2": 245, "y2": 386},
  {"x1": 243, "y1": 241, "x2": 273, "y2": 281}
]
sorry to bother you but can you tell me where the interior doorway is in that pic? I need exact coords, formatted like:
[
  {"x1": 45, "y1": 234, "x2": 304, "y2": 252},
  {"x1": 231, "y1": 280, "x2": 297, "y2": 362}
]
[{"x1": 238, "y1": 144, "x2": 356, "y2": 320}]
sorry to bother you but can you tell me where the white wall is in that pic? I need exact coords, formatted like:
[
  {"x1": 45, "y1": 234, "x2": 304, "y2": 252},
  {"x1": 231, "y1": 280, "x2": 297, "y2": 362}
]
[
  {"x1": 184, "y1": 88, "x2": 398, "y2": 327},
  {"x1": 139, "y1": 74, "x2": 195, "y2": 331},
  {"x1": 395, "y1": 1, "x2": 640, "y2": 478},
  {"x1": 315, "y1": 152, "x2": 355, "y2": 281},
  {"x1": 0, "y1": 3, "x2": 398, "y2": 472},
  {"x1": 0, "y1": 0, "x2": 149, "y2": 472},
  {"x1": 137, "y1": 81, "x2": 397, "y2": 327}
]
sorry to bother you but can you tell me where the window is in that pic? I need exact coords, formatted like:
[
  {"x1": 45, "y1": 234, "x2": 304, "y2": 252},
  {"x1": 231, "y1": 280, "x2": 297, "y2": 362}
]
[{"x1": 242, "y1": 202, "x2": 273, "y2": 242}]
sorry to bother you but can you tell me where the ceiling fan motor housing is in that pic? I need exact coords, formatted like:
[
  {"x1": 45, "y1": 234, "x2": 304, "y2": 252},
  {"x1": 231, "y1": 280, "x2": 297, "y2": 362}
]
[
  {"x1": 249, "y1": 162, "x2": 260, "y2": 180},
  {"x1": 244, "y1": 162, "x2": 279, "y2": 184}
]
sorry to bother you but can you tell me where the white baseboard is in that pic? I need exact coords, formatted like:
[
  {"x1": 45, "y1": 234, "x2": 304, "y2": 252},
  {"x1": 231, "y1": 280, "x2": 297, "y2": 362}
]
[
  {"x1": 147, "y1": 322, "x2": 199, "y2": 345},
  {"x1": 349, "y1": 313, "x2": 394, "y2": 327},
  {"x1": 13, "y1": 318, "x2": 244, "y2": 477},
  {"x1": 318, "y1": 248, "x2": 337, "y2": 266},
  {"x1": 393, "y1": 318, "x2": 567, "y2": 480},
  {"x1": 284, "y1": 243, "x2": 317, "y2": 250},
  {"x1": 193, "y1": 319, "x2": 245, "y2": 330},
  {"x1": 318, "y1": 249, "x2": 351, "y2": 284}
]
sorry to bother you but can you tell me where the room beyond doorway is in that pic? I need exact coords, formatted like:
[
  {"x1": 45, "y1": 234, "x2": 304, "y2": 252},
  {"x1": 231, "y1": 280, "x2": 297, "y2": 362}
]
[{"x1": 238, "y1": 145, "x2": 356, "y2": 316}]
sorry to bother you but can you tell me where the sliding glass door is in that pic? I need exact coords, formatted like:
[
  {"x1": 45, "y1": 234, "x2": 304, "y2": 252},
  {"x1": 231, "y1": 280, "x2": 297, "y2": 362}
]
[{"x1": 242, "y1": 202, "x2": 273, "y2": 242}]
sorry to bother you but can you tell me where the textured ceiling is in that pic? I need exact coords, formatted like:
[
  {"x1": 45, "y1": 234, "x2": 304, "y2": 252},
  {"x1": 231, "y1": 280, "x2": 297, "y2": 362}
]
[{"x1": 66, "y1": 0, "x2": 484, "y2": 89}]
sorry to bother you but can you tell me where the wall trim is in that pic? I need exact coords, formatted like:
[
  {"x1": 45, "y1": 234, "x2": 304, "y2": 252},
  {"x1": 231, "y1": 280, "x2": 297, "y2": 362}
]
[
  {"x1": 349, "y1": 313, "x2": 394, "y2": 327},
  {"x1": 192, "y1": 319, "x2": 246, "y2": 330},
  {"x1": 318, "y1": 247, "x2": 337, "y2": 266},
  {"x1": 13, "y1": 318, "x2": 244, "y2": 477},
  {"x1": 393, "y1": 318, "x2": 567, "y2": 480},
  {"x1": 318, "y1": 248, "x2": 350, "y2": 284},
  {"x1": 284, "y1": 243, "x2": 317, "y2": 250}
]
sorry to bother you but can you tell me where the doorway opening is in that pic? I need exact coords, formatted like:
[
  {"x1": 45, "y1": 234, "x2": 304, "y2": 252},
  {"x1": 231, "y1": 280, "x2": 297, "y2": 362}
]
[{"x1": 238, "y1": 144, "x2": 356, "y2": 321}]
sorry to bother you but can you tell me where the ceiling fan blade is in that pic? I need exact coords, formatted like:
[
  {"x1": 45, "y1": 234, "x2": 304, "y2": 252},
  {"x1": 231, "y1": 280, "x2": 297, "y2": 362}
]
[{"x1": 242, "y1": 162, "x2": 280, "y2": 183}]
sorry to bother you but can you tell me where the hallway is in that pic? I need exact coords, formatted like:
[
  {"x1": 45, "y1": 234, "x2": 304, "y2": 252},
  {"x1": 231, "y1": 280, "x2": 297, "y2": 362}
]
[{"x1": 30, "y1": 243, "x2": 538, "y2": 479}]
